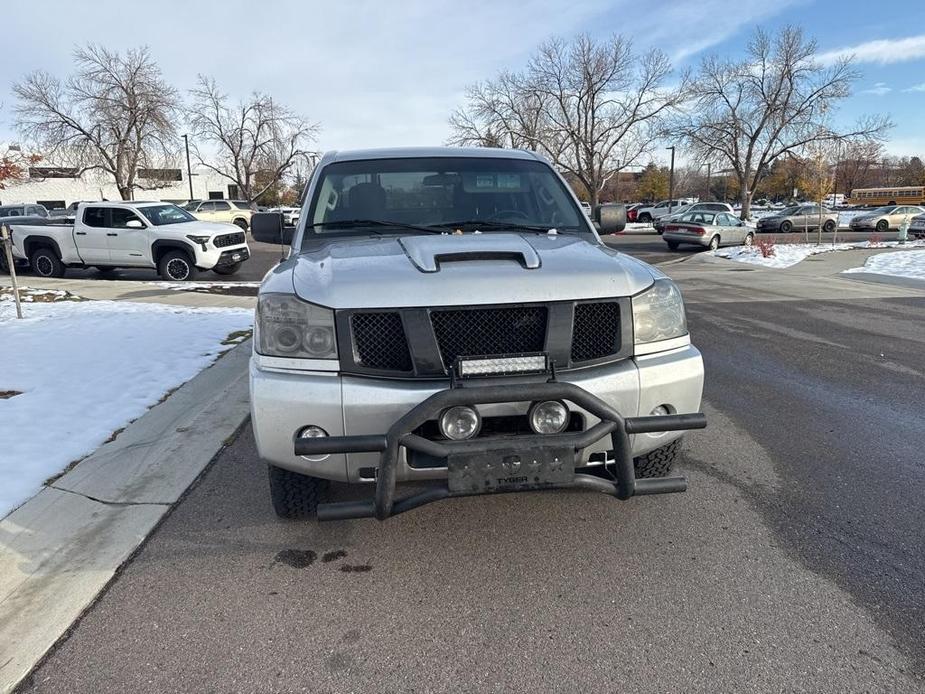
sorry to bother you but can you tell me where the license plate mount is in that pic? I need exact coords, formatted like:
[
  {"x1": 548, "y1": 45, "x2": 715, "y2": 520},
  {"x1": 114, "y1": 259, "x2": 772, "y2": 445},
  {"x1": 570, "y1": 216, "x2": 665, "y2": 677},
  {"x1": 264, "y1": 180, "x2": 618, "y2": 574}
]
[{"x1": 447, "y1": 446, "x2": 575, "y2": 495}]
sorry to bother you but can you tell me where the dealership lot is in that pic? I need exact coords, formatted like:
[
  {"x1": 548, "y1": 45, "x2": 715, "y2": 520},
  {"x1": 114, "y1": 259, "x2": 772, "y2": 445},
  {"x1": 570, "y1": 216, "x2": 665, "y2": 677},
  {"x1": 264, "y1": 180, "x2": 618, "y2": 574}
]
[{"x1": 18, "y1": 250, "x2": 925, "y2": 693}]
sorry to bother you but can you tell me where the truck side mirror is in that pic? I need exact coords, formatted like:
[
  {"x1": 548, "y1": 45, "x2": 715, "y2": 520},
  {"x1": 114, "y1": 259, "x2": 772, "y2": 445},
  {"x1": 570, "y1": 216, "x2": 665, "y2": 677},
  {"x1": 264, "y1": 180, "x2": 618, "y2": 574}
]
[
  {"x1": 251, "y1": 212, "x2": 294, "y2": 245},
  {"x1": 594, "y1": 204, "x2": 626, "y2": 235},
  {"x1": 126, "y1": 219, "x2": 144, "y2": 229}
]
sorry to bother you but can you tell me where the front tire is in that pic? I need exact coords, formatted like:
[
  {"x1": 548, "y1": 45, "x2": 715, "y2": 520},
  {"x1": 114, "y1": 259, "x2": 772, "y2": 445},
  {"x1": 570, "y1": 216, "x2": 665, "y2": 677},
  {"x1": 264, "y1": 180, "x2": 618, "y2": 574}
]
[
  {"x1": 158, "y1": 250, "x2": 197, "y2": 281},
  {"x1": 876, "y1": 219, "x2": 889, "y2": 233},
  {"x1": 634, "y1": 438, "x2": 682, "y2": 478},
  {"x1": 823, "y1": 219, "x2": 836, "y2": 233},
  {"x1": 212, "y1": 262, "x2": 241, "y2": 276},
  {"x1": 233, "y1": 218, "x2": 249, "y2": 232},
  {"x1": 30, "y1": 247, "x2": 65, "y2": 278},
  {"x1": 638, "y1": 213, "x2": 652, "y2": 223},
  {"x1": 780, "y1": 220, "x2": 793, "y2": 233},
  {"x1": 268, "y1": 465, "x2": 330, "y2": 519}
]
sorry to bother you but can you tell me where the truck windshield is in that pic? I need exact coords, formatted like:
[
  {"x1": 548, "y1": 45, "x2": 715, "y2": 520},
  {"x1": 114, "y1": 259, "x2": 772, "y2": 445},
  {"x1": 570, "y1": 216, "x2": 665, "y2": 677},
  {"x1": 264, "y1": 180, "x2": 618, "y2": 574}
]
[
  {"x1": 304, "y1": 157, "x2": 585, "y2": 245},
  {"x1": 138, "y1": 204, "x2": 197, "y2": 226}
]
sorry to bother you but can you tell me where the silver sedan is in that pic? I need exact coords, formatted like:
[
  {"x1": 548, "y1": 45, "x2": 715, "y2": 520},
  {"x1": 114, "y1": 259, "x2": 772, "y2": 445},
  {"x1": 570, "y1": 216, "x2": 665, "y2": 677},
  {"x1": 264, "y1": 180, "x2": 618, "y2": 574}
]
[
  {"x1": 662, "y1": 211, "x2": 754, "y2": 251},
  {"x1": 849, "y1": 205, "x2": 925, "y2": 233}
]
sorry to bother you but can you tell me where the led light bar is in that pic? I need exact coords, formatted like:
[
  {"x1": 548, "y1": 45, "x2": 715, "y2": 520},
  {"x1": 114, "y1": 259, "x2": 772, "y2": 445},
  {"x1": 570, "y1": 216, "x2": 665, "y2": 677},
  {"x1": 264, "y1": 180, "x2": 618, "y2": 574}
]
[{"x1": 456, "y1": 354, "x2": 548, "y2": 378}]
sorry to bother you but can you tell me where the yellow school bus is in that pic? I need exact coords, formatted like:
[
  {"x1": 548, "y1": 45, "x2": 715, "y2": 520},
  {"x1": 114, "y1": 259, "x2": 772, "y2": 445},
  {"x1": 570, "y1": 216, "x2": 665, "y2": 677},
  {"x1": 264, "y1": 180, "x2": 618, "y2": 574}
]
[{"x1": 846, "y1": 186, "x2": 925, "y2": 206}]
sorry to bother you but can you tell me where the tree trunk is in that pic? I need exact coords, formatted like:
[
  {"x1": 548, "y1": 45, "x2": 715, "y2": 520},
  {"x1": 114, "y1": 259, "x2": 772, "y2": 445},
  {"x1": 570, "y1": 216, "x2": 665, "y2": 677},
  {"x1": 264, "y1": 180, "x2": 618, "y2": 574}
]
[
  {"x1": 118, "y1": 185, "x2": 132, "y2": 201},
  {"x1": 738, "y1": 180, "x2": 751, "y2": 220}
]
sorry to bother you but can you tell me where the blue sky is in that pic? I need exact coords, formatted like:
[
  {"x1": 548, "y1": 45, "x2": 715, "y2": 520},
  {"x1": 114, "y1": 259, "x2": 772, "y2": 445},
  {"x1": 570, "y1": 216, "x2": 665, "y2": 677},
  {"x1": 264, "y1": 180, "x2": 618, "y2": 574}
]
[{"x1": 1, "y1": 0, "x2": 924, "y2": 162}]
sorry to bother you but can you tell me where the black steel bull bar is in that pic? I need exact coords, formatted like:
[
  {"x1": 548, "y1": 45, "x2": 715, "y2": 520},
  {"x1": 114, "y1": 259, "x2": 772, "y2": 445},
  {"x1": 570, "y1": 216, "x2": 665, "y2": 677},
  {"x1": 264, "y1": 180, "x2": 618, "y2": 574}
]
[{"x1": 293, "y1": 381, "x2": 706, "y2": 521}]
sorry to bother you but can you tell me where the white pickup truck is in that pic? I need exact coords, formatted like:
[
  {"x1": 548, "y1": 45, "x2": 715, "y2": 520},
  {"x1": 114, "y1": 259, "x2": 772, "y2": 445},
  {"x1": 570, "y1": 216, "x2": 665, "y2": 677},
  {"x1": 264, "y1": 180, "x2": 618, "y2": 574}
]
[{"x1": 3, "y1": 201, "x2": 250, "y2": 281}]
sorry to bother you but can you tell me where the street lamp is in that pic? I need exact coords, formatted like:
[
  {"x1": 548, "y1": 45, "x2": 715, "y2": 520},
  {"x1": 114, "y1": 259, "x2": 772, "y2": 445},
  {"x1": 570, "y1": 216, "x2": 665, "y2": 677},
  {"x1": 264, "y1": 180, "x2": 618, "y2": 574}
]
[
  {"x1": 182, "y1": 134, "x2": 194, "y2": 201},
  {"x1": 666, "y1": 146, "x2": 675, "y2": 213}
]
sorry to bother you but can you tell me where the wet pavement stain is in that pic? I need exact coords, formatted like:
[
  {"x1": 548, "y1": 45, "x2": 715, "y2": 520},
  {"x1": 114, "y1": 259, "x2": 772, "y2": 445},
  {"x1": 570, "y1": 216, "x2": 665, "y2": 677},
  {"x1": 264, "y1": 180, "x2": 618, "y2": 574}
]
[
  {"x1": 273, "y1": 549, "x2": 317, "y2": 568},
  {"x1": 322, "y1": 550, "x2": 348, "y2": 563},
  {"x1": 340, "y1": 564, "x2": 373, "y2": 573}
]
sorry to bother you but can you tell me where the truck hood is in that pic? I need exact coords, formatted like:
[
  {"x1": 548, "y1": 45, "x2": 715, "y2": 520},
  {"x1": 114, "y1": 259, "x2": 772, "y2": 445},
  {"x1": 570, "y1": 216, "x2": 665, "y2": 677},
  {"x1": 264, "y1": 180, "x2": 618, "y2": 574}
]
[
  {"x1": 173, "y1": 220, "x2": 242, "y2": 236},
  {"x1": 288, "y1": 233, "x2": 655, "y2": 309}
]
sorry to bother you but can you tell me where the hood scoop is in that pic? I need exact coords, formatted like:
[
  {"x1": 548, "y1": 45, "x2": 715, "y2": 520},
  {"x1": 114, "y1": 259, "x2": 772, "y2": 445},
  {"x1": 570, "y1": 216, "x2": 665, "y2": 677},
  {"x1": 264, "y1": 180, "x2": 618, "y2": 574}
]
[{"x1": 398, "y1": 233, "x2": 541, "y2": 273}]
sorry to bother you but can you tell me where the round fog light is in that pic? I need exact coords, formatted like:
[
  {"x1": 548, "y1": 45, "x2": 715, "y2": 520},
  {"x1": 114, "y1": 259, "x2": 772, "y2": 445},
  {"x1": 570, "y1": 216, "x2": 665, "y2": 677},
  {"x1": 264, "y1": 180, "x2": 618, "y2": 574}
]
[
  {"x1": 528, "y1": 400, "x2": 569, "y2": 434},
  {"x1": 439, "y1": 406, "x2": 481, "y2": 441},
  {"x1": 298, "y1": 425, "x2": 329, "y2": 461}
]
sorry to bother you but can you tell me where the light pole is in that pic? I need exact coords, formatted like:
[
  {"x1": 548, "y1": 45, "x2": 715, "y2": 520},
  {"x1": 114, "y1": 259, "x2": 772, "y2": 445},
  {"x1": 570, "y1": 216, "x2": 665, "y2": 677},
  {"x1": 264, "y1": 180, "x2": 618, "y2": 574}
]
[
  {"x1": 183, "y1": 134, "x2": 194, "y2": 200},
  {"x1": 666, "y1": 146, "x2": 675, "y2": 213}
]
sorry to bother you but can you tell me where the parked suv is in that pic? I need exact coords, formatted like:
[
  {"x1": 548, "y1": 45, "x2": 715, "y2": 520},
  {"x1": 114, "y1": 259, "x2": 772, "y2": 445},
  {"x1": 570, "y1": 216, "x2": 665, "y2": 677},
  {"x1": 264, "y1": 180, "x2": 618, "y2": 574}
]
[
  {"x1": 0, "y1": 204, "x2": 49, "y2": 218},
  {"x1": 848, "y1": 205, "x2": 925, "y2": 233},
  {"x1": 654, "y1": 202, "x2": 735, "y2": 234},
  {"x1": 756, "y1": 204, "x2": 838, "y2": 233},
  {"x1": 185, "y1": 199, "x2": 254, "y2": 231},
  {"x1": 248, "y1": 147, "x2": 706, "y2": 522}
]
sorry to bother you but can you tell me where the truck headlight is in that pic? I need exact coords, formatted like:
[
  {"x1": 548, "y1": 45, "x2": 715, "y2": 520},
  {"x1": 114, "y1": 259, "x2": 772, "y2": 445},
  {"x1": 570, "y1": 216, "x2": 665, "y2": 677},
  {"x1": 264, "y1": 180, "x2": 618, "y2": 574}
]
[
  {"x1": 632, "y1": 279, "x2": 687, "y2": 345},
  {"x1": 256, "y1": 293, "x2": 337, "y2": 359}
]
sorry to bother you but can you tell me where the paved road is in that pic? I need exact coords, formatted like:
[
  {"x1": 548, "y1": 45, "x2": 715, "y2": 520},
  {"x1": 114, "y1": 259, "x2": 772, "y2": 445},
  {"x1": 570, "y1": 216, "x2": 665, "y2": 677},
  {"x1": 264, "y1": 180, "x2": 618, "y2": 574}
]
[{"x1": 20, "y1": 254, "x2": 925, "y2": 692}]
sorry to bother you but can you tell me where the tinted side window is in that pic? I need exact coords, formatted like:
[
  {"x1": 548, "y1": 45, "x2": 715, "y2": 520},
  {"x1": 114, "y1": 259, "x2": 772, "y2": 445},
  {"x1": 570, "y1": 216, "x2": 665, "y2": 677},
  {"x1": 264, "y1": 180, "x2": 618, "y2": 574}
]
[
  {"x1": 213, "y1": 201, "x2": 231, "y2": 211},
  {"x1": 111, "y1": 208, "x2": 144, "y2": 228},
  {"x1": 83, "y1": 207, "x2": 107, "y2": 227},
  {"x1": 198, "y1": 202, "x2": 213, "y2": 212}
]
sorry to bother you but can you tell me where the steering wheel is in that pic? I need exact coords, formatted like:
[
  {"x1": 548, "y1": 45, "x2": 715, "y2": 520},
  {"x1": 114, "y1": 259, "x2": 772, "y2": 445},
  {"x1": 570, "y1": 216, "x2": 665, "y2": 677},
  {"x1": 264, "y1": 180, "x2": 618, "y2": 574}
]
[{"x1": 487, "y1": 209, "x2": 531, "y2": 223}]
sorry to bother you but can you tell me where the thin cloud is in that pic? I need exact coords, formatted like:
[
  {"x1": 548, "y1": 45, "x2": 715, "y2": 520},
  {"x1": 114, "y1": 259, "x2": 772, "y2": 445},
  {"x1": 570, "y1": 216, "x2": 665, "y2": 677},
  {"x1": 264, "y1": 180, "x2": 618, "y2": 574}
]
[
  {"x1": 817, "y1": 34, "x2": 925, "y2": 65},
  {"x1": 903, "y1": 83, "x2": 925, "y2": 92},
  {"x1": 860, "y1": 82, "x2": 891, "y2": 96}
]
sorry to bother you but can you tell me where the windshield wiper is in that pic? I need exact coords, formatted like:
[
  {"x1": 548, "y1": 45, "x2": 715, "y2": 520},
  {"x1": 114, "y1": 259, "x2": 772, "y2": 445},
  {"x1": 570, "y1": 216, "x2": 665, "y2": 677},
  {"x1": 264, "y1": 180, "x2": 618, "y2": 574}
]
[
  {"x1": 308, "y1": 219, "x2": 442, "y2": 234},
  {"x1": 433, "y1": 219, "x2": 573, "y2": 233}
]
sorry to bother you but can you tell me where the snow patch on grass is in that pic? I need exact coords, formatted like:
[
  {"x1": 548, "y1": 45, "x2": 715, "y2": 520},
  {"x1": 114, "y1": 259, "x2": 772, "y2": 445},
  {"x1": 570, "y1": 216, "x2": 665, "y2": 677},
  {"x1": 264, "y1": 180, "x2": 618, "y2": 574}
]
[
  {"x1": 0, "y1": 298, "x2": 253, "y2": 518},
  {"x1": 842, "y1": 250, "x2": 925, "y2": 281},
  {"x1": 712, "y1": 240, "x2": 925, "y2": 269}
]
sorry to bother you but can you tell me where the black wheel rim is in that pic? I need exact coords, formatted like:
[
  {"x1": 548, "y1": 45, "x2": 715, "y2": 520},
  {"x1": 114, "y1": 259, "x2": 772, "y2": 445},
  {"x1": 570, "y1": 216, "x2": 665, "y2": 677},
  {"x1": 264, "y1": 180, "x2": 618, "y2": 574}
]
[
  {"x1": 166, "y1": 258, "x2": 190, "y2": 280},
  {"x1": 35, "y1": 256, "x2": 54, "y2": 276}
]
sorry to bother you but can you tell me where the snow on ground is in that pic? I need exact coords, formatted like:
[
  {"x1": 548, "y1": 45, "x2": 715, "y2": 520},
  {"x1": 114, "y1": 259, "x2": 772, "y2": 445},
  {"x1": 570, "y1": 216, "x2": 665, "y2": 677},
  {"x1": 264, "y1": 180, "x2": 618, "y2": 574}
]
[
  {"x1": 147, "y1": 281, "x2": 262, "y2": 291},
  {"x1": 842, "y1": 249, "x2": 925, "y2": 281},
  {"x1": 712, "y1": 240, "x2": 925, "y2": 269},
  {"x1": 0, "y1": 296, "x2": 253, "y2": 518}
]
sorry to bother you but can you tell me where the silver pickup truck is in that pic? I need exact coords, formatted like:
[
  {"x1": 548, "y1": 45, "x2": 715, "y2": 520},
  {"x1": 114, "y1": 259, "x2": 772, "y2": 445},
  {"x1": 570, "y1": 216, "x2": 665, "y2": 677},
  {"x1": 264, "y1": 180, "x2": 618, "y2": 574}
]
[{"x1": 249, "y1": 147, "x2": 706, "y2": 521}]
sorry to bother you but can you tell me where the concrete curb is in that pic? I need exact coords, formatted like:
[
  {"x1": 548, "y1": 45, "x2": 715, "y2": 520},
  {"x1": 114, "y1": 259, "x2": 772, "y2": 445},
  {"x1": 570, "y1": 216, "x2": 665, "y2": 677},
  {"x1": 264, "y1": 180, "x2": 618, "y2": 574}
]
[{"x1": 0, "y1": 341, "x2": 252, "y2": 694}]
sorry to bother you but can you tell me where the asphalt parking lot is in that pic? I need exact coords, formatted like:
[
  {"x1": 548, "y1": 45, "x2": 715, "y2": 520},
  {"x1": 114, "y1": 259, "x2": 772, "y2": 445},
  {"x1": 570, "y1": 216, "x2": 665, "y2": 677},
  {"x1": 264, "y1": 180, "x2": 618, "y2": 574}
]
[{"x1": 19, "y1": 250, "x2": 925, "y2": 692}]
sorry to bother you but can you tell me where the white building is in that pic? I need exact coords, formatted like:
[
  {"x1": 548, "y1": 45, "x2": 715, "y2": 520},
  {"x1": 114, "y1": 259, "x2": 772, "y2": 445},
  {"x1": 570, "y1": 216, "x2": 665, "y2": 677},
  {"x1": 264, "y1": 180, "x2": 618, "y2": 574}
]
[{"x1": 0, "y1": 164, "x2": 243, "y2": 209}]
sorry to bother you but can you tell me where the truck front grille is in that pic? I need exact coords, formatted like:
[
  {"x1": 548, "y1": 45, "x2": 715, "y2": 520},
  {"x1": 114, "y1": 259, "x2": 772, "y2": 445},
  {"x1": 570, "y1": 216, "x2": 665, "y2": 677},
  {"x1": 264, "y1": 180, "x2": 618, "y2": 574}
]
[
  {"x1": 214, "y1": 232, "x2": 245, "y2": 248},
  {"x1": 350, "y1": 312, "x2": 413, "y2": 372},
  {"x1": 337, "y1": 299, "x2": 629, "y2": 378},
  {"x1": 430, "y1": 306, "x2": 547, "y2": 367},
  {"x1": 571, "y1": 301, "x2": 621, "y2": 362}
]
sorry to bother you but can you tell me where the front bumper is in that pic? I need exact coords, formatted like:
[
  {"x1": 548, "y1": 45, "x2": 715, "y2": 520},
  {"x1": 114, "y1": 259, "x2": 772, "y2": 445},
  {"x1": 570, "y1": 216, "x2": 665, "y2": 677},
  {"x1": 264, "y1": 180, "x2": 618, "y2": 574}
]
[
  {"x1": 196, "y1": 244, "x2": 250, "y2": 269},
  {"x1": 251, "y1": 343, "x2": 703, "y2": 479},
  {"x1": 295, "y1": 380, "x2": 706, "y2": 520}
]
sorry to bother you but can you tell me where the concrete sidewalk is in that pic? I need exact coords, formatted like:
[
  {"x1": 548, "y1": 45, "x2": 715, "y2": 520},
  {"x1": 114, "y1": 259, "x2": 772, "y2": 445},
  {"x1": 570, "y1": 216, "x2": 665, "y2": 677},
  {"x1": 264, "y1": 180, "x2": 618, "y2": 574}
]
[
  {"x1": 0, "y1": 273, "x2": 256, "y2": 309},
  {"x1": 0, "y1": 341, "x2": 252, "y2": 694}
]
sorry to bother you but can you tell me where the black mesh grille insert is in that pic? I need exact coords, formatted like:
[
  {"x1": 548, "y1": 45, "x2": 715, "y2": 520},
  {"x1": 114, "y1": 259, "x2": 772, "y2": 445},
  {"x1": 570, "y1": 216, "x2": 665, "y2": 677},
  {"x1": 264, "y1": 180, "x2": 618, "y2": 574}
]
[
  {"x1": 571, "y1": 302, "x2": 621, "y2": 362},
  {"x1": 430, "y1": 306, "x2": 547, "y2": 367},
  {"x1": 214, "y1": 232, "x2": 245, "y2": 248},
  {"x1": 351, "y1": 312, "x2": 413, "y2": 371}
]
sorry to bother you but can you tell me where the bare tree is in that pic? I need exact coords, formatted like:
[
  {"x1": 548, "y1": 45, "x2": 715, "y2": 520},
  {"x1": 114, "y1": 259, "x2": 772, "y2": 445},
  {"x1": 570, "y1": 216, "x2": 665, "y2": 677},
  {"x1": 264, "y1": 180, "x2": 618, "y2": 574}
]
[
  {"x1": 13, "y1": 45, "x2": 181, "y2": 200},
  {"x1": 188, "y1": 76, "x2": 319, "y2": 202},
  {"x1": 673, "y1": 26, "x2": 891, "y2": 219},
  {"x1": 449, "y1": 34, "x2": 685, "y2": 206}
]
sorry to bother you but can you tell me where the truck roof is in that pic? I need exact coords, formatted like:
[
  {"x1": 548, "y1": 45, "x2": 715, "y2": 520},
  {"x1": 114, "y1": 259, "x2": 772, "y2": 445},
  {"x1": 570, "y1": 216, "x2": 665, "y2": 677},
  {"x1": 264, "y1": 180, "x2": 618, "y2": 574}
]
[{"x1": 325, "y1": 146, "x2": 544, "y2": 164}]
